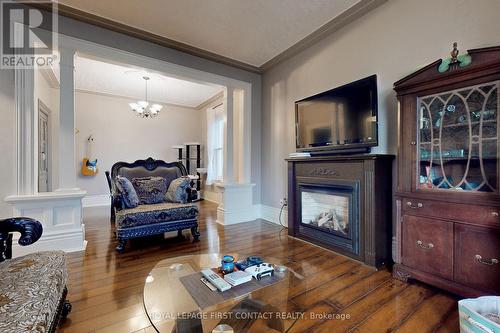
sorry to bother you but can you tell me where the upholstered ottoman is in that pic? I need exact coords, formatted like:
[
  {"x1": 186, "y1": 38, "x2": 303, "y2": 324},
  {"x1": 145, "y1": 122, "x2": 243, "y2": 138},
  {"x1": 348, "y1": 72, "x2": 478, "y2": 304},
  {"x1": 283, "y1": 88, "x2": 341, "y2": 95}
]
[{"x1": 0, "y1": 218, "x2": 71, "y2": 333}]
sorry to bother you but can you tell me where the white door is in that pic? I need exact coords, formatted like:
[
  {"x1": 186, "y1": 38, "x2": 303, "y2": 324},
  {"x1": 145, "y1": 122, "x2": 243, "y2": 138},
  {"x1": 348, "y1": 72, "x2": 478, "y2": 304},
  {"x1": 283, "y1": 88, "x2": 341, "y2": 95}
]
[{"x1": 38, "y1": 101, "x2": 51, "y2": 192}]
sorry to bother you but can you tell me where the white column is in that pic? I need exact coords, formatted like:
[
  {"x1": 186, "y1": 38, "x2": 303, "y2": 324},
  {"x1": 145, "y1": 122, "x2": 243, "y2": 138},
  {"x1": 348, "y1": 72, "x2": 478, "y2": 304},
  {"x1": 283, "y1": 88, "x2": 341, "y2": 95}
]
[
  {"x1": 15, "y1": 68, "x2": 36, "y2": 195},
  {"x1": 57, "y1": 48, "x2": 78, "y2": 191},
  {"x1": 216, "y1": 84, "x2": 255, "y2": 225},
  {"x1": 6, "y1": 46, "x2": 86, "y2": 255},
  {"x1": 223, "y1": 86, "x2": 234, "y2": 184},
  {"x1": 241, "y1": 87, "x2": 252, "y2": 183}
]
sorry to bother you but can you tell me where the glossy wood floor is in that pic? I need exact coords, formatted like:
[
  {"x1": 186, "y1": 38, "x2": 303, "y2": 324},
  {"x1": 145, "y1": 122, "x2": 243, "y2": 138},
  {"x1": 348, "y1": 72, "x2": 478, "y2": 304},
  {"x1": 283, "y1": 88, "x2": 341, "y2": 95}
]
[{"x1": 60, "y1": 201, "x2": 459, "y2": 333}]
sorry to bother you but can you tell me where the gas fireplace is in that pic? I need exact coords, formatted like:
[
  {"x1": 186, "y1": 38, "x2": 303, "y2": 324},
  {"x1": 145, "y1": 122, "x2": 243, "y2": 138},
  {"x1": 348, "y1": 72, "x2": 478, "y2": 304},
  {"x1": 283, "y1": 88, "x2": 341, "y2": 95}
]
[
  {"x1": 287, "y1": 155, "x2": 393, "y2": 268},
  {"x1": 301, "y1": 191, "x2": 350, "y2": 235},
  {"x1": 299, "y1": 184, "x2": 360, "y2": 256}
]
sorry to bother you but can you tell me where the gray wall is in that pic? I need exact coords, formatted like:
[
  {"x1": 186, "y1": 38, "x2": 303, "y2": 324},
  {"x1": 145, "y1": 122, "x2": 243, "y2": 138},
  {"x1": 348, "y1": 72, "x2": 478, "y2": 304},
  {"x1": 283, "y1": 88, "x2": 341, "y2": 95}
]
[{"x1": 261, "y1": 0, "x2": 500, "y2": 209}]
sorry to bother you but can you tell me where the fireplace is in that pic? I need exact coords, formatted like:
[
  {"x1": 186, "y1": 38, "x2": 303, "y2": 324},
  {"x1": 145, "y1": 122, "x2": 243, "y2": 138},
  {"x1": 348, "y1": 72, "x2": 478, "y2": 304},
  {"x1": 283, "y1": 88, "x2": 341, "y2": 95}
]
[
  {"x1": 287, "y1": 155, "x2": 393, "y2": 268},
  {"x1": 299, "y1": 183, "x2": 359, "y2": 257}
]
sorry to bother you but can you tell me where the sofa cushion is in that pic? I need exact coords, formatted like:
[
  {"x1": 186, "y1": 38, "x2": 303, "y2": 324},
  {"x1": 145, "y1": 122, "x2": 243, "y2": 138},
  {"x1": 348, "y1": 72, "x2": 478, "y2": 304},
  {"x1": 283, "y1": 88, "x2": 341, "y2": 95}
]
[
  {"x1": 165, "y1": 176, "x2": 190, "y2": 203},
  {"x1": 0, "y1": 251, "x2": 67, "y2": 333},
  {"x1": 115, "y1": 175, "x2": 140, "y2": 208},
  {"x1": 115, "y1": 202, "x2": 198, "y2": 229},
  {"x1": 132, "y1": 176, "x2": 168, "y2": 204}
]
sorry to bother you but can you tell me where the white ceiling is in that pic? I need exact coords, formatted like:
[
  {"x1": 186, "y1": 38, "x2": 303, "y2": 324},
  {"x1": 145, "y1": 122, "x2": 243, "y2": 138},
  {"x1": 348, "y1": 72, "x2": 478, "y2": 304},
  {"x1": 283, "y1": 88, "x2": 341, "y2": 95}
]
[
  {"x1": 55, "y1": 56, "x2": 224, "y2": 108},
  {"x1": 58, "y1": 0, "x2": 360, "y2": 67}
]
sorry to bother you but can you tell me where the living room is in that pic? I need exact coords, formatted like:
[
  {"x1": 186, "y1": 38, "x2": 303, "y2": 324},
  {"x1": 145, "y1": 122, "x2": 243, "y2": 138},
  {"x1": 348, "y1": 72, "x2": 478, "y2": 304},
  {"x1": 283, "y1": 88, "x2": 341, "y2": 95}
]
[{"x1": 0, "y1": 0, "x2": 499, "y2": 332}]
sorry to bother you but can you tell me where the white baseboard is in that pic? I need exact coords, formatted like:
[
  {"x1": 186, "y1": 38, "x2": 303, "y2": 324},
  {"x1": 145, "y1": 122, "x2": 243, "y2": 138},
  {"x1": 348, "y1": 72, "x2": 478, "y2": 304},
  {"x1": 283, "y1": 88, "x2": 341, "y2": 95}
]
[
  {"x1": 259, "y1": 204, "x2": 288, "y2": 227},
  {"x1": 82, "y1": 194, "x2": 110, "y2": 207},
  {"x1": 216, "y1": 206, "x2": 258, "y2": 225}
]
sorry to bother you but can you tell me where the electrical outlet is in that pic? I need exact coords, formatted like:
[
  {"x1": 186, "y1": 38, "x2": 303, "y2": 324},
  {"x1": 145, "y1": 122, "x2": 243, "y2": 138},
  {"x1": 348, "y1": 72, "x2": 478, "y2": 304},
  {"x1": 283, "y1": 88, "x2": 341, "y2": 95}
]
[{"x1": 280, "y1": 198, "x2": 288, "y2": 206}]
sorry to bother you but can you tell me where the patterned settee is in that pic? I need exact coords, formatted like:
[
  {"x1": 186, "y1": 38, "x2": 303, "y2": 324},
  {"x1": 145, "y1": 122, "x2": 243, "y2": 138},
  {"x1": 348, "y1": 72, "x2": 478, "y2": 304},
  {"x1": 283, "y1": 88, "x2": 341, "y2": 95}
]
[
  {"x1": 106, "y1": 158, "x2": 200, "y2": 253},
  {"x1": 0, "y1": 218, "x2": 71, "y2": 333}
]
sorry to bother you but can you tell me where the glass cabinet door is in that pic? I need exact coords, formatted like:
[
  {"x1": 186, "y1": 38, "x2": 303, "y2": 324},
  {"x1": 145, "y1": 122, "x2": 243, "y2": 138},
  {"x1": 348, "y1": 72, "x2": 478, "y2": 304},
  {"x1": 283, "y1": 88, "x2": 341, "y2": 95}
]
[{"x1": 417, "y1": 81, "x2": 499, "y2": 193}]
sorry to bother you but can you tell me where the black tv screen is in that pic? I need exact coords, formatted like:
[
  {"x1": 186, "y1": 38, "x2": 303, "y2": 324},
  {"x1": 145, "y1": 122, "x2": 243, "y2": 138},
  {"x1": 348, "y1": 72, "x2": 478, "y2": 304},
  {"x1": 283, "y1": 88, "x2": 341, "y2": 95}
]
[{"x1": 295, "y1": 75, "x2": 378, "y2": 152}]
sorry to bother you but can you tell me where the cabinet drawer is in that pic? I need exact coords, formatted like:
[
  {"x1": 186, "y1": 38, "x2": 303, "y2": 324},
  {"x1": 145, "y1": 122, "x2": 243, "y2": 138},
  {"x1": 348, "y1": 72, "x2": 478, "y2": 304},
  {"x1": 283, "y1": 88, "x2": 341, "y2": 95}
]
[
  {"x1": 454, "y1": 224, "x2": 500, "y2": 293},
  {"x1": 402, "y1": 215, "x2": 453, "y2": 280},
  {"x1": 403, "y1": 198, "x2": 500, "y2": 226}
]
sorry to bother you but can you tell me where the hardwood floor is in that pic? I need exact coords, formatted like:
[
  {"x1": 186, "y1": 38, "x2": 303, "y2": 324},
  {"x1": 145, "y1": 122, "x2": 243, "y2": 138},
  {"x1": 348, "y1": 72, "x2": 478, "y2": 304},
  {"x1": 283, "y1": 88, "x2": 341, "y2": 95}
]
[{"x1": 60, "y1": 201, "x2": 459, "y2": 332}]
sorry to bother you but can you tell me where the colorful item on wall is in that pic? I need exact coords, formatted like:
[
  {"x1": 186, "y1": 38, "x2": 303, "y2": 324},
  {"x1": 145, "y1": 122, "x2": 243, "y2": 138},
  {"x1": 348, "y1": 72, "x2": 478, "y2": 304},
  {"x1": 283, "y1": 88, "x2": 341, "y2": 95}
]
[{"x1": 81, "y1": 135, "x2": 98, "y2": 176}]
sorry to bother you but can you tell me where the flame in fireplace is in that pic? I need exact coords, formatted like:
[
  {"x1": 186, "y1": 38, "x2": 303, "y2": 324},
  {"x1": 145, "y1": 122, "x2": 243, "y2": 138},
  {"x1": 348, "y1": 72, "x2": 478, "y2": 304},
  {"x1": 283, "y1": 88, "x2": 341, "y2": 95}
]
[{"x1": 310, "y1": 209, "x2": 348, "y2": 235}]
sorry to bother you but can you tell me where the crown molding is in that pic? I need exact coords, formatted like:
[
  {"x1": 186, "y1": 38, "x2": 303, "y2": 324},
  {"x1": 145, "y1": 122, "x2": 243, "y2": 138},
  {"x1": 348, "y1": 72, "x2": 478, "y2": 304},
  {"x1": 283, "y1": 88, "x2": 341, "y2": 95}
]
[
  {"x1": 39, "y1": 66, "x2": 59, "y2": 88},
  {"x1": 260, "y1": 0, "x2": 388, "y2": 71},
  {"x1": 32, "y1": 3, "x2": 262, "y2": 74},
  {"x1": 32, "y1": 1, "x2": 386, "y2": 74},
  {"x1": 195, "y1": 91, "x2": 224, "y2": 110},
  {"x1": 74, "y1": 88, "x2": 203, "y2": 110}
]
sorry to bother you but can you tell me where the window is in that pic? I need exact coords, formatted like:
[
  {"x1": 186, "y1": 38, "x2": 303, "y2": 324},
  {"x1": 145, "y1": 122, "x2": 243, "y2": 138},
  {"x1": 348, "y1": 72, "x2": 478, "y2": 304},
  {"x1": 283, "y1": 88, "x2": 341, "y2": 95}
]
[{"x1": 206, "y1": 104, "x2": 224, "y2": 184}]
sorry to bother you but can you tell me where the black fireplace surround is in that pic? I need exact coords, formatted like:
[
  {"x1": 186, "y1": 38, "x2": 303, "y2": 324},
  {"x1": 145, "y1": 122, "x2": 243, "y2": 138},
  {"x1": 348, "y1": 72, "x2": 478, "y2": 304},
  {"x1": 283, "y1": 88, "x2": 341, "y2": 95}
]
[{"x1": 287, "y1": 155, "x2": 393, "y2": 268}]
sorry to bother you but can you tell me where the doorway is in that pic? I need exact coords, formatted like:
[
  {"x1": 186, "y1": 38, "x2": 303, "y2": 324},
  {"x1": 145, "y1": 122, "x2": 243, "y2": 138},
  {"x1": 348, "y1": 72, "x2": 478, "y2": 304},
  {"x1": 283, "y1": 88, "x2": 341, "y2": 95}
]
[{"x1": 38, "y1": 100, "x2": 51, "y2": 192}]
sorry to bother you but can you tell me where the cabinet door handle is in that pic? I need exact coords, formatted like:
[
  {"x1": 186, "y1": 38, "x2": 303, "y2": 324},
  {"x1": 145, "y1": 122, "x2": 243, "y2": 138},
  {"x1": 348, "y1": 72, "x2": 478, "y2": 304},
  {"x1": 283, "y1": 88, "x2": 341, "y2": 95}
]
[
  {"x1": 417, "y1": 240, "x2": 434, "y2": 249},
  {"x1": 410, "y1": 141, "x2": 417, "y2": 146},
  {"x1": 407, "y1": 201, "x2": 423, "y2": 209},
  {"x1": 475, "y1": 254, "x2": 499, "y2": 266}
]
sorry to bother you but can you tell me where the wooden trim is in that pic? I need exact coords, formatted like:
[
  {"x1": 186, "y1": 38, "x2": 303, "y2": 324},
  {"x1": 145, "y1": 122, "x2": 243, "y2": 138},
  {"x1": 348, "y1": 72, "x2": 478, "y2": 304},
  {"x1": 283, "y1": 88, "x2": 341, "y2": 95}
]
[
  {"x1": 393, "y1": 263, "x2": 488, "y2": 298},
  {"x1": 32, "y1": 1, "x2": 386, "y2": 74},
  {"x1": 393, "y1": 60, "x2": 442, "y2": 89},
  {"x1": 287, "y1": 155, "x2": 394, "y2": 268},
  {"x1": 32, "y1": 3, "x2": 262, "y2": 74},
  {"x1": 394, "y1": 45, "x2": 500, "y2": 94},
  {"x1": 260, "y1": 0, "x2": 388, "y2": 71},
  {"x1": 394, "y1": 199, "x2": 402, "y2": 264}
]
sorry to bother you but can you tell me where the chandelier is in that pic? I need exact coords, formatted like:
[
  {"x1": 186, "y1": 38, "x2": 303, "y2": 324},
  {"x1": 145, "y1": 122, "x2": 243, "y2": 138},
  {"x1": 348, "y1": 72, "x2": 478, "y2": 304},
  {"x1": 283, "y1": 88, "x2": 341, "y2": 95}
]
[{"x1": 129, "y1": 76, "x2": 162, "y2": 118}]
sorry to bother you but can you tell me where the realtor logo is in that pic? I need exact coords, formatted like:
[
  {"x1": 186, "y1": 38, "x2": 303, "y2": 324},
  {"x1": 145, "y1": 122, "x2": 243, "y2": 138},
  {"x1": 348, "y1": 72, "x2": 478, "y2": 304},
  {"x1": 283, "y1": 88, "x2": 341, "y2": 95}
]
[{"x1": 1, "y1": 0, "x2": 57, "y2": 68}]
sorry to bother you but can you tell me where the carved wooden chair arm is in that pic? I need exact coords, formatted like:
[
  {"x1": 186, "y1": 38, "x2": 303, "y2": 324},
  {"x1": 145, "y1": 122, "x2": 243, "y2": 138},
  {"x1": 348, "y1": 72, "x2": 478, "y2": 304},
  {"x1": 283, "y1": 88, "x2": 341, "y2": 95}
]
[{"x1": 0, "y1": 217, "x2": 43, "y2": 262}]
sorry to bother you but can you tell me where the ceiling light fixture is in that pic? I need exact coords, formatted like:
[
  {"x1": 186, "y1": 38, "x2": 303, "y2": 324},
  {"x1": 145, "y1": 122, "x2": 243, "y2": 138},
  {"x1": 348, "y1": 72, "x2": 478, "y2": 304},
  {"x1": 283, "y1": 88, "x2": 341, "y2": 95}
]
[{"x1": 129, "y1": 76, "x2": 162, "y2": 118}]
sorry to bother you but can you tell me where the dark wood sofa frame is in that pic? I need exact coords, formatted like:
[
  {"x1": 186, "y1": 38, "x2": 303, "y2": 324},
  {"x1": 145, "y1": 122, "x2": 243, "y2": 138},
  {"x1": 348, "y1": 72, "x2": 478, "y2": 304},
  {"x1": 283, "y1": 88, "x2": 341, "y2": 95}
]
[
  {"x1": 105, "y1": 157, "x2": 200, "y2": 253},
  {"x1": 0, "y1": 217, "x2": 71, "y2": 333}
]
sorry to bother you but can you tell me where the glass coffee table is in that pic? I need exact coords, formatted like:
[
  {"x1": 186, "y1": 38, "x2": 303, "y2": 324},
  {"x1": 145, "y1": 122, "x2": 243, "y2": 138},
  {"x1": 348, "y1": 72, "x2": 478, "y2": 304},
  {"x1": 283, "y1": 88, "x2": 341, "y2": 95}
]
[{"x1": 143, "y1": 253, "x2": 305, "y2": 333}]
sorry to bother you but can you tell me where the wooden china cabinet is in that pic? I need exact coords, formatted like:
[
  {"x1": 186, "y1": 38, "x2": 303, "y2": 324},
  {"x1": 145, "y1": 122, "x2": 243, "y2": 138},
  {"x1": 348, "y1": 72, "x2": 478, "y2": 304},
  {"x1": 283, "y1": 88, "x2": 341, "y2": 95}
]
[{"x1": 393, "y1": 44, "x2": 500, "y2": 297}]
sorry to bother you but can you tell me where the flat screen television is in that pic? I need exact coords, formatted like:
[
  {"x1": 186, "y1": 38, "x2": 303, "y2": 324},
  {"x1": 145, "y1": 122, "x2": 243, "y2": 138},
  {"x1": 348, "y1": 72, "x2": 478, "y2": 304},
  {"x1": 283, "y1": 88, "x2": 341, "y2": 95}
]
[{"x1": 295, "y1": 75, "x2": 378, "y2": 153}]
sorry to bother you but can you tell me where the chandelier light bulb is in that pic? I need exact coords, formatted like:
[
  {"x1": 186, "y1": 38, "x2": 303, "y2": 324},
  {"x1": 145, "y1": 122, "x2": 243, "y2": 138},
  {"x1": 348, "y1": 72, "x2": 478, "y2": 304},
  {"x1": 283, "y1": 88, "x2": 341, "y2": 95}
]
[{"x1": 129, "y1": 76, "x2": 161, "y2": 118}]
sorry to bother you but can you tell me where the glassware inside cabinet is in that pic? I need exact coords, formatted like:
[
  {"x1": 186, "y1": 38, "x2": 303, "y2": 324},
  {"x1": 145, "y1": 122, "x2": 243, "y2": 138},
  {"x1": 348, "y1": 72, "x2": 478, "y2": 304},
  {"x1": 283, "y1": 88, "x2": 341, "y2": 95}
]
[{"x1": 417, "y1": 81, "x2": 499, "y2": 193}]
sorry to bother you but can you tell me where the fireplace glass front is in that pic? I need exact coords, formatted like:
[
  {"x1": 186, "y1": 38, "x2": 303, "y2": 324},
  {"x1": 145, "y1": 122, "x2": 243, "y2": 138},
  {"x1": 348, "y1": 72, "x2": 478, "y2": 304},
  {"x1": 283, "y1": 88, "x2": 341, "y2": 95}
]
[
  {"x1": 297, "y1": 182, "x2": 359, "y2": 257},
  {"x1": 301, "y1": 191, "x2": 350, "y2": 237}
]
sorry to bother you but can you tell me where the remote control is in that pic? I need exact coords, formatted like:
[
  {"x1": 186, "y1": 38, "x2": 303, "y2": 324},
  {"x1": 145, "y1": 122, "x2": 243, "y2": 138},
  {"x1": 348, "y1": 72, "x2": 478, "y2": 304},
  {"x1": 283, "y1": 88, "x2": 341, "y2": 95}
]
[
  {"x1": 200, "y1": 277, "x2": 217, "y2": 291},
  {"x1": 201, "y1": 269, "x2": 232, "y2": 292}
]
